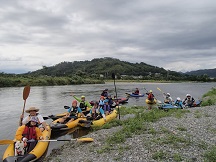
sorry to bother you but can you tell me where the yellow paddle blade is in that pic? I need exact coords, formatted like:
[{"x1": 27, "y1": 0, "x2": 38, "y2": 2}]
[
  {"x1": 77, "y1": 138, "x2": 94, "y2": 142},
  {"x1": 0, "y1": 140, "x2": 14, "y2": 145},
  {"x1": 157, "y1": 87, "x2": 162, "y2": 92}
]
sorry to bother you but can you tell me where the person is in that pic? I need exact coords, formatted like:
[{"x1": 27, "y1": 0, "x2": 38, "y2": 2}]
[
  {"x1": 99, "y1": 96, "x2": 105, "y2": 107},
  {"x1": 146, "y1": 90, "x2": 155, "y2": 101},
  {"x1": 183, "y1": 94, "x2": 195, "y2": 107},
  {"x1": 103, "y1": 99, "x2": 111, "y2": 115},
  {"x1": 101, "y1": 89, "x2": 109, "y2": 97},
  {"x1": 60, "y1": 100, "x2": 86, "y2": 124},
  {"x1": 133, "y1": 88, "x2": 140, "y2": 95},
  {"x1": 15, "y1": 116, "x2": 43, "y2": 154},
  {"x1": 86, "y1": 101, "x2": 106, "y2": 121},
  {"x1": 71, "y1": 93, "x2": 92, "y2": 111},
  {"x1": 174, "y1": 97, "x2": 184, "y2": 108},
  {"x1": 107, "y1": 94, "x2": 114, "y2": 107},
  {"x1": 21, "y1": 107, "x2": 48, "y2": 132},
  {"x1": 163, "y1": 93, "x2": 173, "y2": 104}
]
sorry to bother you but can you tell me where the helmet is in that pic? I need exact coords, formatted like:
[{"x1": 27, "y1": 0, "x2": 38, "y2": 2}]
[
  {"x1": 72, "y1": 100, "x2": 77, "y2": 105},
  {"x1": 149, "y1": 90, "x2": 152, "y2": 93},
  {"x1": 177, "y1": 97, "x2": 181, "y2": 101},
  {"x1": 186, "y1": 94, "x2": 191, "y2": 97},
  {"x1": 167, "y1": 93, "x2": 170, "y2": 96},
  {"x1": 81, "y1": 95, "x2": 85, "y2": 98}
]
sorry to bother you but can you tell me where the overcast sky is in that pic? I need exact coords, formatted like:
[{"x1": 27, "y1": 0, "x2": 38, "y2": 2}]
[{"x1": 0, "y1": 0, "x2": 216, "y2": 74}]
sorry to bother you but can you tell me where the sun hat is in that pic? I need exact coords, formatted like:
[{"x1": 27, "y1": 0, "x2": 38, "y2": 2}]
[
  {"x1": 25, "y1": 107, "x2": 39, "y2": 113},
  {"x1": 30, "y1": 116, "x2": 38, "y2": 123}
]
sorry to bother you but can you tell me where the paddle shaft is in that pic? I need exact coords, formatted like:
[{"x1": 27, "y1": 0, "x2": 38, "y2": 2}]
[
  {"x1": 112, "y1": 73, "x2": 120, "y2": 119},
  {"x1": 19, "y1": 85, "x2": 30, "y2": 126}
]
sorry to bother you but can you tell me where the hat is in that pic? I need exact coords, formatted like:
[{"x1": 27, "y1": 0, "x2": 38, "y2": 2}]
[
  {"x1": 25, "y1": 107, "x2": 39, "y2": 113},
  {"x1": 81, "y1": 95, "x2": 85, "y2": 98},
  {"x1": 177, "y1": 97, "x2": 181, "y2": 100},
  {"x1": 30, "y1": 116, "x2": 38, "y2": 123},
  {"x1": 186, "y1": 94, "x2": 191, "y2": 97},
  {"x1": 104, "y1": 99, "x2": 109, "y2": 103},
  {"x1": 149, "y1": 90, "x2": 153, "y2": 92}
]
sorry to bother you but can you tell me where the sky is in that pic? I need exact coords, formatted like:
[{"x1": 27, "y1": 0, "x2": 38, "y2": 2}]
[{"x1": 0, "y1": 0, "x2": 216, "y2": 74}]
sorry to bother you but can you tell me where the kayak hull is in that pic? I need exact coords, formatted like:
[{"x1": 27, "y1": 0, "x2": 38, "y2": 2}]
[
  {"x1": 145, "y1": 98, "x2": 157, "y2": 104},
  {"x1": 3, "y1": 125, "x2": 51, "y2": 162}
]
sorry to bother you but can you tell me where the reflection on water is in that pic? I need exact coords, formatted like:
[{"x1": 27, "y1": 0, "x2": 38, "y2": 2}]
[{"x1": 0, "y1": 82, "x2": 215, "y2": 158}]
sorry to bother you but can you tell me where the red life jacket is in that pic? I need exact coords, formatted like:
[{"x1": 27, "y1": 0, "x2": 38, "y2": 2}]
[
  {"x1": 148, "y1": 93, "x2": 154, "y2": 100},
  {"x1": 22, "y1": 126, "x2": 37, "y2": 140}
]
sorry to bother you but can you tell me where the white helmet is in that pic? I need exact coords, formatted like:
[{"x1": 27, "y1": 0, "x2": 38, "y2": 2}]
[
  {"x1": 186, "y1": 94, "x2": 191, "y2": 97},
  {"x1": 177, "y1": 97, "x2": 181, "y2": 100},
  {"x1": 166, "y1": 93, "x2": 170, "y2": 96}
]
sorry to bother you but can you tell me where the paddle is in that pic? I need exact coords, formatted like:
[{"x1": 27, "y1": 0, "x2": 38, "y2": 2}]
[
  {"x1": 112, "y1": 73, "x2": 120, "y2": 119},
  {"x1": 39, "y1": 137, "x2": 93, "y2": 142},
  {"x1": 19, "y1": 85, "x2": 31, "y2": 126},
  {"x1": 0, "y1": 137, "x2": 93, "y2": 145},
  {"x1": 64, "y1": 106, "x2": 70, "y2": 109}
]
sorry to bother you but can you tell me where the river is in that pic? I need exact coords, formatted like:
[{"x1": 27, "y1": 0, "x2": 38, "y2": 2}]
[{"x1": 0, "y1": 82, "x2": 215, "y2": 158}]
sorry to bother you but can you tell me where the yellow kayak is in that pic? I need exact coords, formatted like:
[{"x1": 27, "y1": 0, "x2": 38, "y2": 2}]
[
  {"x1": 145, "y1": 98, "x2": 157, "y2": 104},
  {"x1": 3, "y1": 125, "x2": 51, "y2": 162},
  {"x1": 92, "y1": 109, "x2": 118, "y2": 127}
]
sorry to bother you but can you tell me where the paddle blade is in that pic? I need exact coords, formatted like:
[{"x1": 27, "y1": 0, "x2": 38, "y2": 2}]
[
  {"x1": 77, "y1": 138, "x2": 94, "y2": 142},
  {"x1": 23, "y1": 85, "x2": 30, "y2": 100},
  {"x1": 0, "y1": 140, "x2": 14, "y2": 145},
  {"x1": 157, "y1": 87, "x2": 162, "y2": 92}
]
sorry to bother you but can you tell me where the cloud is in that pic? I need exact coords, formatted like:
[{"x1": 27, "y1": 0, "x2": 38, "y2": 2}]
[{"x1": 0, "y1": 0, "x2": 216, "y2": 73}]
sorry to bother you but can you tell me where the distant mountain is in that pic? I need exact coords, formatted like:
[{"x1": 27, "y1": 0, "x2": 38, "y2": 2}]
[
  {"x1": 186, "y1": 68, "x2": 216, "y2": 78},
  {"x1": 27, "y1": 57, "x2": 185, "y2": 80}
]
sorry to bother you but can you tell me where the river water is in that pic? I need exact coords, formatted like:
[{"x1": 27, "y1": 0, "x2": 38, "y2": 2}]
[{"x1": 0, "y1": 82, "x2": 215, "y2": 158}]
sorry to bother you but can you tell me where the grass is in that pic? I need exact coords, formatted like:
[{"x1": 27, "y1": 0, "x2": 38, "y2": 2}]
[
  {"x1": 177, "y1": 125, "x2": 187, "y2": 131},
  {"x1": 194, "y1": 110, "x2": 202, "y2": 118},
  {"x1": 204, "y1": 146, "x2": 216, "y2": 162},
  {"x1": 201, "y1": 87, "x2": 216, "y2": 106},
  {"x1": 152, "y1": 150, "x2": 167, "y2": 160}
]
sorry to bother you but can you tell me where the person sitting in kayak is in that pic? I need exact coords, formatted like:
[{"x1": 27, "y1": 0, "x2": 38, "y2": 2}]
[
  {"x1": 183, "y1": 94, "x2": 195, "y2": 107},
  {"x1": 99, "y1": 96, "x2": 105, "y2": 107},
  {"x1": 71, "y1": 93, "x2": 92, "y2": 111},
  {"x1": 103, "y1": 99, "x2": 111, "y2": 115},
  {"x1": 107, "y1": 94, "x2": 114, "y2": 106},
  {"x1": 60, "y1": 100, "x2": 86, "y2": 124},
  {"x1": 146, "y1": 90, "x2": 155, "y2": 101},
  {"x1": 21, "y1": 107, "x2": 48, "y2": 132},
  {"x1": 87, "y1": 101, "x2": 106, "y2": 121},
  {"x1": 101, "y1": 89, "x2": 109, "y2": 97},
  {"x1": 15, "y1": 116, "x2": 43, "y2": 154},
  {"x1": 174, "y1": 97, "x2": 184, "y2": 109},
  {"x1": 132, "y1": 88, "x2": 140, "y2": 95},
  {"x1": 163, "y1": 93, "x2": 173, "y2": 104}
]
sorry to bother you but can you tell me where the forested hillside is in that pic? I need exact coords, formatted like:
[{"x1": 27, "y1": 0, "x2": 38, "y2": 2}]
[{"x1": 186, "y1": 68, "x2": 216, "y2": 78}]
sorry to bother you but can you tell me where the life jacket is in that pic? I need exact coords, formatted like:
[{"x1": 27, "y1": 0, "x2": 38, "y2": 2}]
[
  {"x1": 69, "y1": 106, "x2": 79, "y2": 116},
  {"x1": 148, "y1": 93, "x2": 154, "y2": 100},
  {"x1": 79, "y1": 101, "x2": 87, "y2": 111},
  {"x1": 22, "y1": 126, "x2": 37, "y2": 140}
]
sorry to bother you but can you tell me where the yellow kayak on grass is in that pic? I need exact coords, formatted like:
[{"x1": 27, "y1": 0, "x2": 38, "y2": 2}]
[{"x1": 3, "y1": 125, "x2": 51, "y2": 162}]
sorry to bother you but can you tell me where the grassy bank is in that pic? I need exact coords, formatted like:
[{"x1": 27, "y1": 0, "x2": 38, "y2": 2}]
[{"x1": 201, "y1": 87, "x2": 216, "y2": 106}]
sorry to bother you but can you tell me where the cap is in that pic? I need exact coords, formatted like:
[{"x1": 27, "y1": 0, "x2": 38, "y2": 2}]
[{"x1": 30, "y1": 116, "x2": 38, "y2": 123}]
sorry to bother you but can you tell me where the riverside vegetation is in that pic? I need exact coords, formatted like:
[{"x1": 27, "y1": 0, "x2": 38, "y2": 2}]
[{"x1": 44, "y1": 88, "x2": 216, "y2": 162}]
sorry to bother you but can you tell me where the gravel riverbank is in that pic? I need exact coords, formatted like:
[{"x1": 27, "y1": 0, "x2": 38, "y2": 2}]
[{"x1": 44, "y1": 106, "x2": 216, "y2": 162}]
